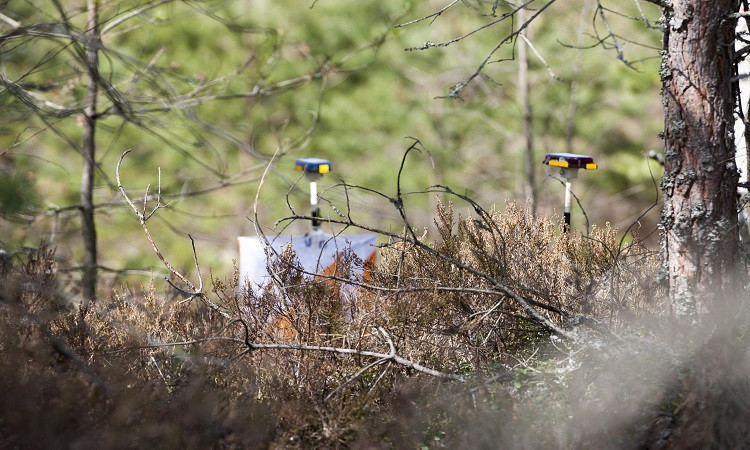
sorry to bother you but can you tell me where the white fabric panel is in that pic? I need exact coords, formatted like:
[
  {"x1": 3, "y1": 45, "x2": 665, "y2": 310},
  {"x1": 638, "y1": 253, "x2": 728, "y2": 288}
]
[{"x1": 238, "y1": 233, "x2": 377, "y2": 293}]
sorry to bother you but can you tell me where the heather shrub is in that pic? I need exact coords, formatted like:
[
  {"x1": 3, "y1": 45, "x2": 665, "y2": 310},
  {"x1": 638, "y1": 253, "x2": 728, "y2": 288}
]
[
  {"x1": 1, "y1": 247, "x2": 278, "y2": 448},
  {"x1": 0, "y1": 201, "x2": 676, "y2": 448},
  {"x1": 357, "y1": 201, "x2": 659, "y2": 367}
]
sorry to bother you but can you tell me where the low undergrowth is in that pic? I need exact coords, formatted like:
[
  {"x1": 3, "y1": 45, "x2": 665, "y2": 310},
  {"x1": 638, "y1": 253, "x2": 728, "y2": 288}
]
[{"x1": 2, "y1": 203, "x2": 748, "y2": 448}]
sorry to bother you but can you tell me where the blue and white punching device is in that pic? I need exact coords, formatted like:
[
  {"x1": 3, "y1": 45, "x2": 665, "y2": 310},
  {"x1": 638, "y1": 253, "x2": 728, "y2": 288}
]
[
  {"x1": 543, "y1": 152, "x2": 597, "y2": 231},
  {"x1": 294, "y1": 157, "x2": 332, "y2": 235}
]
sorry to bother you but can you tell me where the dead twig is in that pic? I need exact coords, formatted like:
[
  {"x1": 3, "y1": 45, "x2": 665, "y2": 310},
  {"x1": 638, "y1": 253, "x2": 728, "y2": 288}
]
[{"x1": 116, "y1": 150, "x2": 229, "y2": 318}]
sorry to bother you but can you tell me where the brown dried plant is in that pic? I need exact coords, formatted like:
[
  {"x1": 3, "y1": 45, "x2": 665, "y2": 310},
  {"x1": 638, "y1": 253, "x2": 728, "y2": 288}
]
[{"x1": 1, "y1": 158, "x2": 668, "y2": 447}]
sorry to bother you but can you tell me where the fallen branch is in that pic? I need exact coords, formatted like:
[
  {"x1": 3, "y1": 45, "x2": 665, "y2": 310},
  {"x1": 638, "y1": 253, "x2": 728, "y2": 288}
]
[{"x1": 107, "y1": 329, "x2": 466, "y2": 382}]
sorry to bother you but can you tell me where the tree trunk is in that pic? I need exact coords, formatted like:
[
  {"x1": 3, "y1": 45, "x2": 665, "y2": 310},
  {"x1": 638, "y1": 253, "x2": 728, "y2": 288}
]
[
  {"x1": 80, "y1": 0, "x2": 100, "y2": 311},
  {"x1": 660, "y1": 0, "x2": 740, "y2": 320},
  {"x1": 565, "y1": 0, "x2": 593, "y2": 154},
  {"x1": 518, "y1": 6, "x2": 536, "y2": 216}
]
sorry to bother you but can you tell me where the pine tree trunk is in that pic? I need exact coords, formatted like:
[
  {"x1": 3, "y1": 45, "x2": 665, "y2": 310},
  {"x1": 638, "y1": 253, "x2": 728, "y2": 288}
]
[
  {"x1": 80, "y1": 0, "x2": 100, "y2": 311},
  {"x1": 660, "y1": 0, "x2": 740, "y2": 320}
]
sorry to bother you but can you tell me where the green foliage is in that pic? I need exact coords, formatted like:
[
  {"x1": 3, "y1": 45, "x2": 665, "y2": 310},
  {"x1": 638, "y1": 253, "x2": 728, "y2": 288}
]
[
  {"x1": 3, "y1": 1, "x2": 747, "y2": 447},
  {"x1": 0, "y1": 0, "x2": 665, "y2": 287},
  {"x1": 0, "y1": 170, "x2": 39, "y2": 222}
]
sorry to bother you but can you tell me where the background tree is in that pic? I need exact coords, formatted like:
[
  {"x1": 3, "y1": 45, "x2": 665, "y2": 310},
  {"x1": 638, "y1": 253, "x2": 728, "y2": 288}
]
[
  {"x1": 80, "y1": 0, "x2": 100, "y2": 311},
  {"x1": 1, "y1": 0, "x2": 665, "y2": 293},
  {"x1": 0, "y1": 0, "x2": 375, "y2": 309},
  {"x1": 393, "y1": 0, "x2": 746, "y2": 319},
  {"x1": 517, "y1": 6, "x2": 537, "y2": 216}
]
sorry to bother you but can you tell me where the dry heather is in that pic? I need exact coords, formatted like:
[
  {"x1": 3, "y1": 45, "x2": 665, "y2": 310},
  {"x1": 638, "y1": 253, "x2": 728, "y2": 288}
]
[{"x1": 2, "y1": 204, "x2": 748, "y2": 448}]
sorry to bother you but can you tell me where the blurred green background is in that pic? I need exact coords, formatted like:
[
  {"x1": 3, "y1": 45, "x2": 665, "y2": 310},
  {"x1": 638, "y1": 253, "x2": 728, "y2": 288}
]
[{"x1": 0, "y1": 0, "x2": 664, "y2": 280}]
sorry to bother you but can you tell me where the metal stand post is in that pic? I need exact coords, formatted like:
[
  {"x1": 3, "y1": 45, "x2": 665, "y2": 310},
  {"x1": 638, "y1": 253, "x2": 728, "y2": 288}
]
[
  {"x1": 542, "y1": 153, "x2": 598, "y2": 232},
  {"x1": 309, "y1": 178, "x2": 321, "y2": 230},
  {"x1": 295, "y1": 157, "x2": 332, "y2": 237},
  {"x1": 564, "y1": 178, "x2": 572, "y2": 231}
]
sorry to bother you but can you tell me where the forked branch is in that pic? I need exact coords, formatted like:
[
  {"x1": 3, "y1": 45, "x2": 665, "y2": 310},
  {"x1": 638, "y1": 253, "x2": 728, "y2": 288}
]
[{"x1": 116, "y1": 150, "x2": 212, "y2": 305}]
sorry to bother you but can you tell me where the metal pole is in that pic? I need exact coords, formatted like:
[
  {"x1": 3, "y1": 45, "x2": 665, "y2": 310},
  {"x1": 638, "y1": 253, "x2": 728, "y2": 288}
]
[
  {"x1": 310, "y1": 179, "x2": 321, "y2": 229},
  {"x1": 542, "y1": 153, "x2": 597, "y2": 233},
  {"x1": 295, "y1": 157, "x2": 331, "y2": 234},
  {"x1": 564, "y1": 178, "x2": 572, "y2": 232}
]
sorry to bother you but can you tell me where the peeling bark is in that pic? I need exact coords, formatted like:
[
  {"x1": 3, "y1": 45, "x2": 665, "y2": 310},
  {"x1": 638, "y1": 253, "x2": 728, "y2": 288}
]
[{"x1": 660, "y1": 0, "x2": 740, "y2": 320}]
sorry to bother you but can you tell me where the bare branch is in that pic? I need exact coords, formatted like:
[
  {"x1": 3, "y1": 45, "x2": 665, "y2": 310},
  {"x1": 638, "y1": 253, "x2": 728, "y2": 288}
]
[
  {"x1": 405, "y1": 14, "x2": 510, "y2": 51},
  {"x1": 396, "y1": 0, "x2": 461, "y2": 28},
  {"x1": 518, "y1": 32, "x2": 561, "y2": 81},
  {"x1": 0, "y1": 12, "x2": 21, "y2": 28},
  {"x1": 325, "y1": 357, "x2": 390, "y2": 401},
  {"x1": 116, "y1": 151, "x2": 195, "y2": 289},
  {"x1": 0, "y1": 72, "x2": 78, "y2": 117},
  {"x1": 594, "y1": 2, "x2": 637, "y2": 69},
  {"x1": 107, "y1": 329, "x2": 465, "y2": 381},
  {"x1": 117, "y1": 150, "x2": 233, "y2": 318},
  {"x1": 100, "y1": 0, "x2": 175, "y2": 35},
  {"x1": 442, "y1": 0, "x2": 559, "y2": 99}
]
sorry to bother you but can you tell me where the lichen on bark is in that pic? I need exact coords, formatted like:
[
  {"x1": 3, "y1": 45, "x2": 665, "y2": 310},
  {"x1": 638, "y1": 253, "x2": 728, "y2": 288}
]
[{"x1": 659, "y1": 0, "x2": 741, "y2": 320}]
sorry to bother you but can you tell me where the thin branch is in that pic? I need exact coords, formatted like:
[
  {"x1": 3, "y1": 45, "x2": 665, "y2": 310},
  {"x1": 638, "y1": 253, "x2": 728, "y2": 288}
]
[
  {"x1": 116, "y1": 151, "x2": 195, "y2": 289},
  {"x1": 117, "y1": 150, "x2": 232, "y2": 317},
  {"x1": 594, "y1": 2, "x2": 637, "y2": 69},
  {"x1": 107, "y1": 332, "x2": 465, "y2": 381},
  {"x1": 100, "y1": 0, "x2": 175, "y2": 35},
  {"x1": 396, "y1": 0, "x2": 461, "y2": 28},
  {"x1": 0, "y1": 12, "x2": 21, "y2": 28},
  {"x1": 324, "y1": 357, "x2": 389, "y2": 401},
  {"x1": 405, "y1": 13, "x2": 510, "y2": 51},
  {"x1": 442, "y1": 0, "x2": 559, "y2": 99},
  {"x1": 249, "y1": 342, "x2": 465, "y2": 380},
  {"x1": 518, "y1": 32, "x2": 561, "y2": 80},
  {"x1": 0, "y1": 72, "x2": 78, "y2": 117}
]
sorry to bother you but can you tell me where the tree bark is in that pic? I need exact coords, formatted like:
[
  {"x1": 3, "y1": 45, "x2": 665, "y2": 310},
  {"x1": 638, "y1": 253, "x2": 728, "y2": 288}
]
[
  {"x1": 80, "y1": 0, "x2": 100, "y2": 311},
  {"x1": 660, "y1": 0, "x2": 740, "y2": 320}
]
